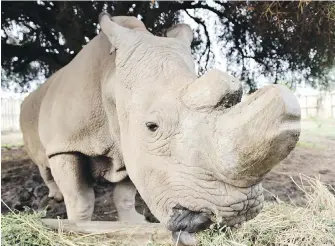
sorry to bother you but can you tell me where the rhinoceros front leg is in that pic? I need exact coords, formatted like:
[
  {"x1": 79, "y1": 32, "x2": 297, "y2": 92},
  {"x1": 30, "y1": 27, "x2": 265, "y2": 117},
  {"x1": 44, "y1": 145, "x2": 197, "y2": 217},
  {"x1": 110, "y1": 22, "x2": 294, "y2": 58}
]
[
  {"x1": 38, "y1": 165, "x2": 63, "y2": 202},
  {"x1": 49, "y1": 153, "x2": 95, "y2": 221},
  {"x1": 113, "y1": 179, "x2": 146, "y2": 223}
]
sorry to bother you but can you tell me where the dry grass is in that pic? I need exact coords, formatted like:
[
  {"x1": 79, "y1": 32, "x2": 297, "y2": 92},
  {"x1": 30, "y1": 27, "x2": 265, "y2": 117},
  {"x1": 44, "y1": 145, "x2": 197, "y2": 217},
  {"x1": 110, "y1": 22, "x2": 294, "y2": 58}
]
[
  {"x1": 2, "y1": 175, "x2": 335, "y2": 246},
  {"x1": 198, "y1": 175, "x2": 335, "y2": 246}
]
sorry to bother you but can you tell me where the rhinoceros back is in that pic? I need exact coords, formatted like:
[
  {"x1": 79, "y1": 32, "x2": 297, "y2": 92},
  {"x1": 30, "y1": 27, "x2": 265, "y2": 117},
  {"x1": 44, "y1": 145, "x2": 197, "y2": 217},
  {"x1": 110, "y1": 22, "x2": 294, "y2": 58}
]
[{"x1": 20, "y1": 33, "x2": 115, "y2": 161}]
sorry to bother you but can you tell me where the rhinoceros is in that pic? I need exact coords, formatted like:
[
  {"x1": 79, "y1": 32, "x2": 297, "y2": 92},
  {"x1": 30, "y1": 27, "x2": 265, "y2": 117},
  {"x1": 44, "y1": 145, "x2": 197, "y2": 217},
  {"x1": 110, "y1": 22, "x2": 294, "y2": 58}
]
[{"x1": 20, "y1": 12, "x2": 300, "y2": 244}]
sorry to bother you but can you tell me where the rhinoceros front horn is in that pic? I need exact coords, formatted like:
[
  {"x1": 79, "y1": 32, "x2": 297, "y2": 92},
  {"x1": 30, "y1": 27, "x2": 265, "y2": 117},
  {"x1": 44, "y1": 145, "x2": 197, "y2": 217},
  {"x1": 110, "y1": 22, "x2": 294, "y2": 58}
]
[
  {"x1": 181, "y1": 69, "x2": 243, "y2": 111},
  {"x1": 182, "y1": 69, "x2": 301, "y2": 187},
  {"x1": 213, "y1": 84, "x2": 301, "y2": 187}
]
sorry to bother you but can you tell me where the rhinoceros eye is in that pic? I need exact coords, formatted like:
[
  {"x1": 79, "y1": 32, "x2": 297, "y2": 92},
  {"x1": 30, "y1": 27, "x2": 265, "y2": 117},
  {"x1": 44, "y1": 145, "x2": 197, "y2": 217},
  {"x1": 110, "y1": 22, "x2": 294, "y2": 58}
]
[{"x1": 146, "y1": 122, "x2": 159, "y2": 132}]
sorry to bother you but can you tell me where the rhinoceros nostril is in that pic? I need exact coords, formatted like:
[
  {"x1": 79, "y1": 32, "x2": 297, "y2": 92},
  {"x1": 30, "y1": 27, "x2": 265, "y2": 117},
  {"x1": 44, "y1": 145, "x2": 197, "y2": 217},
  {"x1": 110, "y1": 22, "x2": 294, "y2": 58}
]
[{"x1": 167, "y1": 205, "x2": 212, "y2": 233}]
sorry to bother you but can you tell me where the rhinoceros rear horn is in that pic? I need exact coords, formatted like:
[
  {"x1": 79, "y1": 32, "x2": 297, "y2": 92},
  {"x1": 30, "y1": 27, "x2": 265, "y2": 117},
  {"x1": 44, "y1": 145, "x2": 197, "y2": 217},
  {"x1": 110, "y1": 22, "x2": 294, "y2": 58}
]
[
  {"x1": 181, "y1": 69, "x2": 243, "y2": 111},
  {"x1": 99, "y1": 12, "x2": 130, "y2": 52}
]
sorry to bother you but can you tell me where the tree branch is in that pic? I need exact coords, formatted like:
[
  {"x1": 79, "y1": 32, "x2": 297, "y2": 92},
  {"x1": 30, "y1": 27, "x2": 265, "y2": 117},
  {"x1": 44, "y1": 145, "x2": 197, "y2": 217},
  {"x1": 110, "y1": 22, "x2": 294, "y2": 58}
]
[
  {"x1": 174, "y1": 1, "x2": 224, "y2": 17},
  {"x1": 184, "y1": 10, "x2": 211, "y2": 70}
]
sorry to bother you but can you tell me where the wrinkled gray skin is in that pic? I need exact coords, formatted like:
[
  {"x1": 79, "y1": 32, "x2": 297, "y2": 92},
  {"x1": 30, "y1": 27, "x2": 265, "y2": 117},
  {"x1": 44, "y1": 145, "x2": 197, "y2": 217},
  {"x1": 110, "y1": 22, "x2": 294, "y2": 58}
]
[{"x1": 20, "y1": 13, "x2": 301, "y2": 245}]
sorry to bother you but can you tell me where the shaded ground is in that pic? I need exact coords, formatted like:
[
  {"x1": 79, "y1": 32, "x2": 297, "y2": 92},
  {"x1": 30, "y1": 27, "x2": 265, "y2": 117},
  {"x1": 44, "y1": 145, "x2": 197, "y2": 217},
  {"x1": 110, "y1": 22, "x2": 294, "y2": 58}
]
[
  {"x1": 1, "y1": 119, "x2": 335, "y2": 221},
  {"x1": 0, "y1": 147, "x2": 156, "y2": 222}
]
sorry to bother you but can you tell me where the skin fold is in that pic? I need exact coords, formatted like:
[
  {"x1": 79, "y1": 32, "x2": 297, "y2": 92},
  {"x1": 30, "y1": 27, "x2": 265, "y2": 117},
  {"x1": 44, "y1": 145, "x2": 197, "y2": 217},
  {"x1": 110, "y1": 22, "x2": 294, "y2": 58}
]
[{"x1": 20, "y1": 12, "x2": 301, "y2": 245}]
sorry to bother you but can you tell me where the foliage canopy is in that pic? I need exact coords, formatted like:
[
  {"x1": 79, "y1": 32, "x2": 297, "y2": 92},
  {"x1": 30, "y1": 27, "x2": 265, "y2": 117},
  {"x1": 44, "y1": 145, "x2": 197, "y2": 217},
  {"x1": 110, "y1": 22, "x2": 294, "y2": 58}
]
[{"x1": 2, "y1": 1, "x2": 335, "y2": 92}]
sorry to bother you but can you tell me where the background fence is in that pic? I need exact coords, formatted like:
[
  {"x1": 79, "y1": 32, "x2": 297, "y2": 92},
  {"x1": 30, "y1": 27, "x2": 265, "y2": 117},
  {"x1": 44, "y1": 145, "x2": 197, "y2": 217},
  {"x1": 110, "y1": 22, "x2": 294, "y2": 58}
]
[
  {"x1": 1, "y1": 98, "x2": 23, "y2": 133},
  {"x1": 296, "y1": 90, "x2": 335, "y2": 119},
  {"x1": 1, "y1": 90, "x2": 335, "y2": 133}
]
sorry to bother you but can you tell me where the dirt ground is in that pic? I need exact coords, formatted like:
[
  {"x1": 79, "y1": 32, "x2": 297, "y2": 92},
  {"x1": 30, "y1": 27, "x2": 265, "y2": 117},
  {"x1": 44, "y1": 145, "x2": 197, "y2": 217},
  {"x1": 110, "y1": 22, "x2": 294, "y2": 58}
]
[{"x1": 1, "y1": 119, "x2": 334, "y2": 222}]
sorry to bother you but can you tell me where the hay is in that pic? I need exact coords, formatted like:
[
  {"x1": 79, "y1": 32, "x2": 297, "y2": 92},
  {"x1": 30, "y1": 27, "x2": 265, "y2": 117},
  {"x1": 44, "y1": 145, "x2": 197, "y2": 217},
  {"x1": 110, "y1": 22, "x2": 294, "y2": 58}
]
[
  {"x1": 197, "y1": 175, "x2": 335, "y2": 246},
  {"x1": 2, "y1": 175, "x2": 335, "y2": 246},
  {"x1": 1, "y1": 207, "x2": 122, "y2": 246}
]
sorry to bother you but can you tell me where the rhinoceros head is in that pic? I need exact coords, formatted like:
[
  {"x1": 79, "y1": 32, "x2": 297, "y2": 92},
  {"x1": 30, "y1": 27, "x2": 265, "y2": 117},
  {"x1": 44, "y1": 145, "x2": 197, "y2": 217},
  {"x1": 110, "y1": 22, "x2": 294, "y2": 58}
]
[{"x1": 99, "y1": 13, "x2": 301, "y2": 236}]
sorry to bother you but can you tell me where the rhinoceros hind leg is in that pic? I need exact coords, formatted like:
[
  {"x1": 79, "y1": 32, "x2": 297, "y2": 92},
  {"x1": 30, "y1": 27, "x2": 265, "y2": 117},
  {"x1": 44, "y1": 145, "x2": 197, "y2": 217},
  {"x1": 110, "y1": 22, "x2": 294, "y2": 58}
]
[
  {"x1": 49, "y1": 153, "x2": 95, "y2": 221},
  {"x1": 38, "y1": 165, "x2": 63, "y2": 202},
  {"x1": 113, "y1": 179, "x2": 147, "y2": 223}
]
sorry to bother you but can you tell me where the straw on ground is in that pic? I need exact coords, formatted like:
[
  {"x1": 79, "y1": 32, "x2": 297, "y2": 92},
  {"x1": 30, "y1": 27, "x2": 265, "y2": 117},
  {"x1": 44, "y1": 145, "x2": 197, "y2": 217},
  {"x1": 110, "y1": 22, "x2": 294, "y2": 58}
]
[{"x1": 2, "y1": 175, "x2": 335, "y2": 246}]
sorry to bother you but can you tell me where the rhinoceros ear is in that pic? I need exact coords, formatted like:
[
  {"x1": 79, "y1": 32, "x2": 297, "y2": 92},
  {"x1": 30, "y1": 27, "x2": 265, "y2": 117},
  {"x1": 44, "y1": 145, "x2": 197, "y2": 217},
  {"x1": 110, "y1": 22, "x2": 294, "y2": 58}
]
[
  {"x1": 99, "y1": 12, "x2": 130, "y2": 53},
  {"x1": 165, "y1": 24, "x2": 193, "y2": 46}
]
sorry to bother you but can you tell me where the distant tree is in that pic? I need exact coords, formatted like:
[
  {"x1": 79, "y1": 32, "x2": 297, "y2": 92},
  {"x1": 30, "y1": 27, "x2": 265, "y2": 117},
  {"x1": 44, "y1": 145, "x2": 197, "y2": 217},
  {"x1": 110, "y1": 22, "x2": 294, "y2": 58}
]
[{"x1": 2, "y1": 1, "x2": 334, "y2": 92}]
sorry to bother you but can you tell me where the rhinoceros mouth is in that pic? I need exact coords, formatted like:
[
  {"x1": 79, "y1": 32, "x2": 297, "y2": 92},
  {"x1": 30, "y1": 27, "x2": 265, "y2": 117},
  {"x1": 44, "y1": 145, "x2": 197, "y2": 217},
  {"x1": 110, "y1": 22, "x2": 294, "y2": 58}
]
[
  {"x1": 166, "y1": 182, "x2": 264, "y2": 233},
  {"x1": 168, "y1": 196, "x2": 264, "y2": 246},
  {"x1": 166, "y1": 205, "x2": 213, "y2": 233}
]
